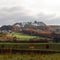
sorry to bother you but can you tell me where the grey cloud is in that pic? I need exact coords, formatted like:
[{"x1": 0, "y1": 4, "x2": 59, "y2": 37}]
[
  {"x1": 0, "y1": 7, "x2": 23, "y2": 12},
  {"x1": 33, "y1": 13, "x2": 60, "y2": 25},
  {"x1": 46, "y1": 17, "x2": 60, "y2": 25},
  {"x1": 0, "y1": 7, "x2": 60, "y2": 26},
  {"x1": 36, "y1": 13, "x2": 56, "y2": 21},
  {"x1": 36, "y1": 13, "x2": 60, "y2": 25},
  {"x1": 0, "y1": 7, "x2": 35, "y2": 26}
]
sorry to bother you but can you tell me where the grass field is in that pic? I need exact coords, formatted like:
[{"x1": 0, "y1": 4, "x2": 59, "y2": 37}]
[
  {"x1": 0, "y1": 53, "x2": 60, "y2": 60},
  {"x1": 0, "y1": 32, "x2": 60, "y2": 60},
  {"x1": 7, "y1": 32, "x2": 39, "y2": 40}
]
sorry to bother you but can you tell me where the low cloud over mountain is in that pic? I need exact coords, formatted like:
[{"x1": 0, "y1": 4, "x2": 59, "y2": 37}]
[{"x1": 0, "y1": 7, "x2": 60, "y2": 26}]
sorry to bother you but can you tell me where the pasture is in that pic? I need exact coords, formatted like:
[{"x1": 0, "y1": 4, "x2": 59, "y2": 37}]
[
  {"x1": 0, "y1": 32, "x2": 60, "y2": 60},
  {"x1": 7, "y1": 32, "x2": 39, "y2": 40},
  {"x1": 0, "y1": 53, "x2": 60, "y2": 60},
  {"x1": 7, "y1": 32, "x2": 50, "y2": 41}
]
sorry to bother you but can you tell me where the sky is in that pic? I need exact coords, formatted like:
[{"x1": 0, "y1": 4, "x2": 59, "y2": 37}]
[{"x1": 0, "y1": 0, "x2": 60, "y2": 26}]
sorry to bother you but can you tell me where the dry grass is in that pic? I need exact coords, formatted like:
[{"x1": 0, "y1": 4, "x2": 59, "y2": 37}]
[{"x1": 0, "y1": 53, "x2": 60, "y2": 60}]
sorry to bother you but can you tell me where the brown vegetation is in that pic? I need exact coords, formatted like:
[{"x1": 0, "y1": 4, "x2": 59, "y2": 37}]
[
  {"x1": 23, "y1": 28, "x2": 52, "y2": 36},
  {"x1": 0, "y1": 34, "x2": 13, "y2": 41}
]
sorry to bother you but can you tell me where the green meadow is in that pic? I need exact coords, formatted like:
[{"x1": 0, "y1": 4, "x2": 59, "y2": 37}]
[
  {"x1": 0, "y1": 53, "x2": 60, "y2": 60},
  {"x1": 0, "y1": 32, "x2": 60, "y2": 60},
  {"x1": 7, "y1": 32, "x2": 40, "y2": 40}
]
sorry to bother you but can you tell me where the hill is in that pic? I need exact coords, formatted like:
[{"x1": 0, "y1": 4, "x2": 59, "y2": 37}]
[{"x1": 0, "y1": 21, "x2": 60, "y2": 36}]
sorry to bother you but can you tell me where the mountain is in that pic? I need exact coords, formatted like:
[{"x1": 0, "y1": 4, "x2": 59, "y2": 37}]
[
  {"x1": 13, "y1": 21, "x2": 51, "y2": 31},
  {"x1": 50, "y1": 25, "x2": 60, "y2": 32},
  {"x1": 0, "y1": 25, "x2": 20, "y2": 32},
  {"x1": 14, "y1": 23, "x2": 23, "y2": 27},
  {"x1": 0, "y1": 21, "x2": 60, "y2": 33},
  {"x1": 0, "y1": 25, "x2": 12, "y2": 31}
]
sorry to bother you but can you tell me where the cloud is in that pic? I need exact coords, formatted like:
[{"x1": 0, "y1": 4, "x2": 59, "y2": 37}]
[
  {"x1": 0, "y1": 7, "x2": 35, "y2": 26},
  {"x1": 35, "y1": 13, "x2": 60, "y2": 25},
  {"x1": 46, "y1": 17, "x2": 60, "y2": 25},
  {"x1": 35, "y1": 13, "x2": 56, "y2": 20},
  {"x1": 0, "y1": 7, "x2": 60, "y2": 26}
]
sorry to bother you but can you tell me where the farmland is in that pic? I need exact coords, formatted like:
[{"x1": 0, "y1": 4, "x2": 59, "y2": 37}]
[
  {"x1": 0, "y1": 32, "x2": 60, "y2": 60},
  {"x1": 6, "y1": 32, "x2": 40, "y2": 40},
  {"x1": 0, "y1": 53, "x2": 60, "y2": 60}
]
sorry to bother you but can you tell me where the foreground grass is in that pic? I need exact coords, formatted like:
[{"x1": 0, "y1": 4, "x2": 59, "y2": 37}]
[{"x1": 0, "y1": 53, "x2": 60, "y2": 60}]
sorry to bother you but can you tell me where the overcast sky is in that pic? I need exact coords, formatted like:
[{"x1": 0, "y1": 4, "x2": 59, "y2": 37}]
[{"x1": 0, "y1": 0, "x2": 60, "y2": 26}]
